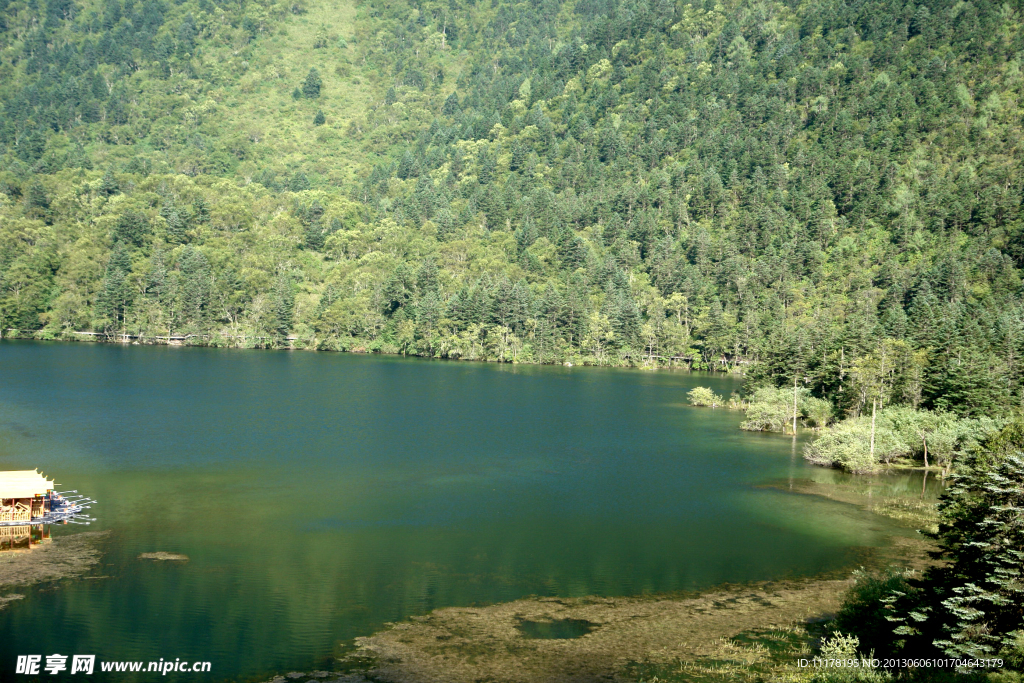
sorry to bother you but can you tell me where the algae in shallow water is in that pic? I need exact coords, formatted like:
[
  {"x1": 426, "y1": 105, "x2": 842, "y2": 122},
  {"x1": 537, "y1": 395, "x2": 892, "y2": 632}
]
[{"x1": 0, "y1": 531, "x2": 108, "y2": 608}]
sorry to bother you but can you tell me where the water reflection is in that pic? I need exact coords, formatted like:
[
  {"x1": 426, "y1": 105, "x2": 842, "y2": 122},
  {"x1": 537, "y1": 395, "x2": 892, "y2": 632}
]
[
  {"x1": 792, "y1": 466, "x2": 946, "y2": 502},
  {"x1": 0, "y1": 524, "x2": 49, "y2": 551}
]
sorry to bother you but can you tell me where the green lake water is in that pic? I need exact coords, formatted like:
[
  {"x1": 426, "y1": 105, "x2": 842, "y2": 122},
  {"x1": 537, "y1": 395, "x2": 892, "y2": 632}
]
[{"x1": 0, "y1": 342, "x2": 933, "y2": 681}]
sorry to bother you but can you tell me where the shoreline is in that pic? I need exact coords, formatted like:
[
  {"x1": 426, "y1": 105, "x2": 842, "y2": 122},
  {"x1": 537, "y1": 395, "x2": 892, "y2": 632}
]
[
  {"x1": 264, "y1": 542, "x2": 933, "y2": 683},
  {"x1": 0, "y1": 329, "x2": 748, "y2": 373},
  {"x1": 256, "y1": 579, "x2": 863, "y2": 683},
  {"x1": 263, "y1": 483, "x2": 938, "y2": 683}
]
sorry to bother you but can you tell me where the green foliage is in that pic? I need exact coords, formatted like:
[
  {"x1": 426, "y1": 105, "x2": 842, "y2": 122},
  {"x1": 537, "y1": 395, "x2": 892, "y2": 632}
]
[
  {"x1": 984, "y1": 420, "x2": 1024, "y2": 458},
  {"x1": 302, "y1": 68, "x2": 322, "y2": 99},
  {"x1": 177, "y1": 245, "x2": 211, "y2": 328},
  {"x1": 160, "y1": 200, "x2": 187, "y2": 245},
  {"x1": 804, "y1": 398, "x2": 834, "y2": 430},
  {"x1": 24, "y1": 180, "x2": 50, "y2": 221},
  {"x1": 804, "y1": 408, "x2": 1005, "y2": 473},
  {"x1": 740, "y1": 387, "x2": 833, "y2": 433},
  {"x1": 808, "y1": 632, "x2": 892, "y2": 683},
  {"x1": 0, "y1": 0, "x2": 1021, "y2": 432},
  {"x1": 113, "y1": 210, "x2": 151, "y2": 247},
  {"x1": 741, "y1": 387, "x2": 798, "y2": 433},
  {"x1": 687, "y1": 386, "x2": 723, "y2": 407},
  {"x1": 95, "y1": 241, "x2": 133, "y2": 332},
  {"x1": 98, "y1": 168, "x2": 120, "y2": 197},
  {"x1": 441, "y1": 92, "x2": 460, "y2": 117},
  {"x1": 313, "y1": 110, "x2": 325, "y2": 126},
  {"x1": 885, "y1": 453, "x2": 1024, "y2": 663},
  {"x1": 273, "y1": 273, "x2": 295, "y2": 340},
  {"x1": 832, "y1": 569, "x2": 915, "y2": 660}
]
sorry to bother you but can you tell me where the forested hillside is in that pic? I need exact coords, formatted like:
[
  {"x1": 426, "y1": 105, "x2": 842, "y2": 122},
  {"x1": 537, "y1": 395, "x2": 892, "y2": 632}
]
[{"x1": 1, "y1": 0, "x2": 1023, "y2": 419}]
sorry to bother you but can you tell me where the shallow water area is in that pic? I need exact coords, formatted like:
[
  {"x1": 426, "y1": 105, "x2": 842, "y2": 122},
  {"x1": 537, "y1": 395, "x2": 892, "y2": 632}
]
[
  {"x1": 516, "y1": 618, "x2": 596, "y2": 639},
  {"x1": 0, "y1": 341, "x2": 918, "y2": 681}
]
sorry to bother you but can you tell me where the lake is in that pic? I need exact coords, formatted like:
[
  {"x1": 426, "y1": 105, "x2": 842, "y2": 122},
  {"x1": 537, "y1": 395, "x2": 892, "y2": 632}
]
[{"x1": 0, "y1": 342, "x2": 926, "y2": 680}]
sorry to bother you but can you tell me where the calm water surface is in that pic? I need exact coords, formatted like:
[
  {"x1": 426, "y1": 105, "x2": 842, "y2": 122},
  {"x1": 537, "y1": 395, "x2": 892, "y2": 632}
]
[{"x1": 0, "y1": 342, "x2": 919, "y2": 680}]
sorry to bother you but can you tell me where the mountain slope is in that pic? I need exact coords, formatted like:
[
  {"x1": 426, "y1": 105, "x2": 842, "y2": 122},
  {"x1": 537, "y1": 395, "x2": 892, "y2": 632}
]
[{"x1": 0, "y1": 0, "x2": 1023, "y2": 418}]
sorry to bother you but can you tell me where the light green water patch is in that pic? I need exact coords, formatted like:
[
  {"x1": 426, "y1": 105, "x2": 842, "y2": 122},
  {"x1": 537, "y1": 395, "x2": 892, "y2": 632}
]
[
  {"x1": 758, "y1": 464, "x2": 944, "y2": 535},
  {"x1": 733, "y1": 486, "x2": 904, "y2": 550}
]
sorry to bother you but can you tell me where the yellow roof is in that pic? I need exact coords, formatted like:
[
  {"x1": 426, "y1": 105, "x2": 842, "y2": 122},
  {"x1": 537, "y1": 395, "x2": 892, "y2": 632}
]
[{"x1": 0, "y1": 470, "x2": 54, "y2": 499}]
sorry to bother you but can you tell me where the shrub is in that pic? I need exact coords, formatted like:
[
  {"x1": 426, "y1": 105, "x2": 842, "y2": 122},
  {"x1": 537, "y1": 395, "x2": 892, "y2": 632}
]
[
  {"x1": 740, "y1": 387, "x2": 792, "y2": 431},
  {"x1": 687, "y1": 386, "x2": 723, "y2": 407},
  {"x1": 832, "y1": 569, "x2": 913, "y2": 658},
  {"x1": 804, "y1": 408, "x2": 1006, "y2": 473},
  {"x1": 803, "y1": 416, "x2": 908, "y2": 473},
  {"x1": 804, "y1": 397, "x2": 833, "y2": 429},
  {"x1": 807, "y1": 632, "x2": 891, "y2": 683},
  {"x1": 302, "y1": 67, "x2": 322, "y2": 98},
  {"x1": 738, "y1": 387, "x2": 835, "y2": 433}
]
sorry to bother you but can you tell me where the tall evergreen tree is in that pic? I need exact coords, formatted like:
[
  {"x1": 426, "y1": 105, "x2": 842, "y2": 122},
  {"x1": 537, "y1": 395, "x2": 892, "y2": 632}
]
[
  {"x1": 441, "y1": 92, "x2": 460, "y2": 117},
  {"x1": 98, "y1": 167, "x2": 120, "y2": 196},
  {"x1": 886, "y1": 446, "x2": 1024, "y2": 662},
  {"x1": 177, "y1": 245, "x2": 210, "y2": 327},
  {"x1": 302, "y1": 68, "x2": 322, "y2": 98},
  {"x1": 24, "y1": 181, "x2": 50, "y2": 220},
  {"x1": 113, "y1": 210, "x2": 150, "y2": 247},
  {"x1": 272, "y1": 273, "x2": 295, "y2": 341},
  {"x1": 96, "y1": 241, "x2": 132, "y2": 332}
]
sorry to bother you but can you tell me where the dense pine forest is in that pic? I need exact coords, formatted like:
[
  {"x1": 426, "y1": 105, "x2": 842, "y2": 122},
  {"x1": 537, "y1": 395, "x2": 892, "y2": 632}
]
[{"x1": 1, "y1": 0, "x2": 1023, "y2": 423}]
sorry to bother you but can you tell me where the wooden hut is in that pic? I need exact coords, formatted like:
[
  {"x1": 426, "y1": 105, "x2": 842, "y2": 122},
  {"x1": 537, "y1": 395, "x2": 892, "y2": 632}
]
[{"x1": 0, "y1": 470, "x2": 55, "y2": 523}]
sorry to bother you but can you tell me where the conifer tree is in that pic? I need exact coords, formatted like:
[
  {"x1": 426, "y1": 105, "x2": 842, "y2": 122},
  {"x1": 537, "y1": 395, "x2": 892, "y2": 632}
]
[
  {"x1": 96, "y1": 241, "x2": 132, "y2": 332},
  {"x1": 192, "y1": 195, "x2": 210, "y2": 224},
  {"x1": 160, "y1": 199, "x2": 186, "y2": 244},
  {"x1": 433, "y1": 207, "x2": 455, "y2": 241},
  {"x1": 113, "y1": 210, "x2": 151, "y2": 247},
  {"x1": 98, "y1": 167, "x2": 120, "y2": 196},
  {"x1": 177, "y1": 246, "x2": 210, "y2": 327},
  {"x1": 441, "y1": 92, "x2": 460, "y2": 117},
  {"x1": 885, "y1": 447, "x2": 1024, "y2": 662},
  {"x1": 273, "y1": 274, "x2": 295, "y2": 342},
  {"x1": 302, "y1": 68, "x2": 322, "y2": 98},
  {"x1": 24, "y1": 181, "x2": 50, "y2": 220},
  {"x1": 416, "y1": 259, "x2": 439, "y2": 294},
  {"x1": 396, "y1": 150, "x2": 418, "y2": 180},
  {"x1": 147, "y1": 247, "x2": 167, "y2": 302}
]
